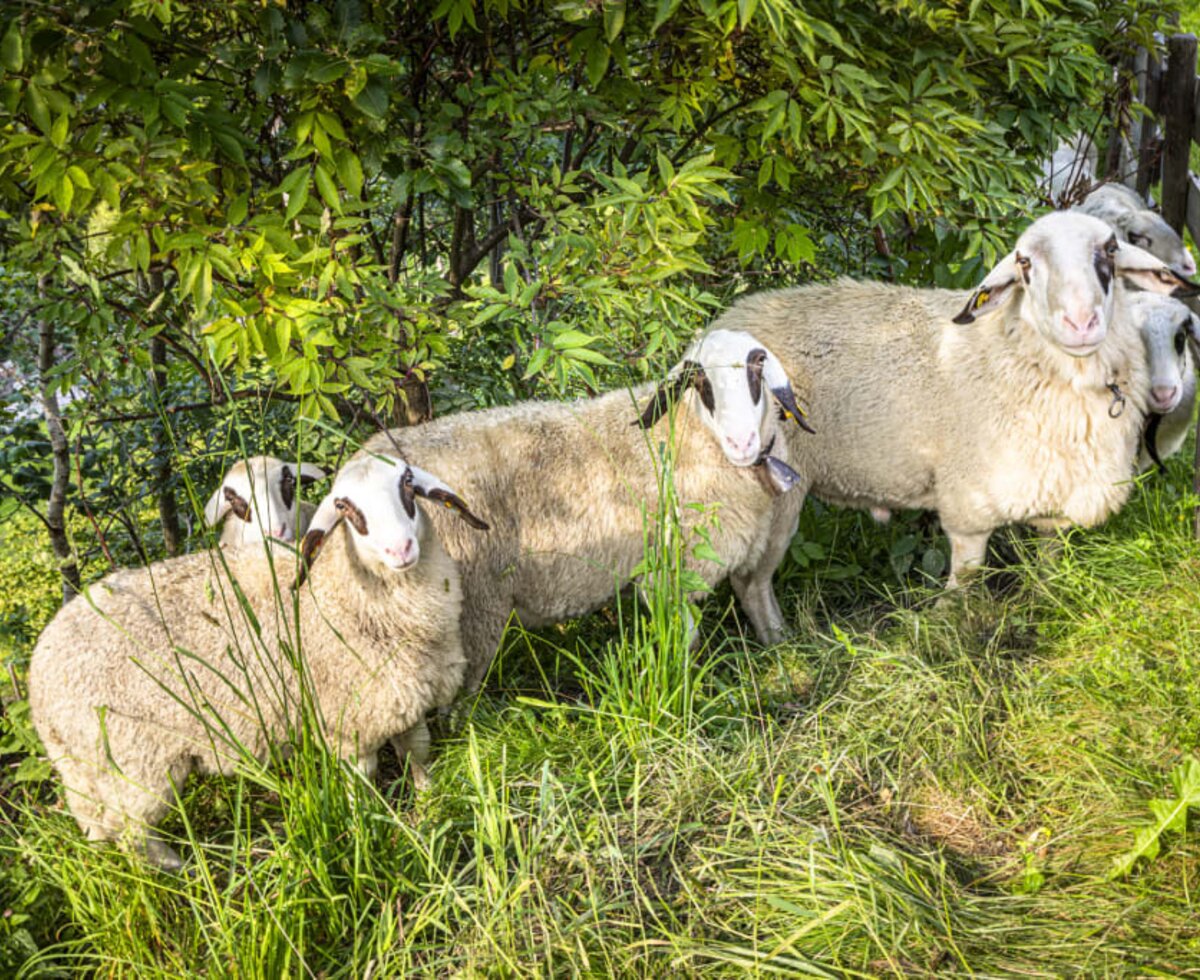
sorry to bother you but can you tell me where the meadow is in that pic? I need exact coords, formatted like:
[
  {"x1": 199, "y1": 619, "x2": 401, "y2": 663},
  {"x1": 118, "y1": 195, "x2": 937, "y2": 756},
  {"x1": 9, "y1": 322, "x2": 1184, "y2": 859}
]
[{"x1": 2, "y1": 426, "x2": 1199, "y2": 976}]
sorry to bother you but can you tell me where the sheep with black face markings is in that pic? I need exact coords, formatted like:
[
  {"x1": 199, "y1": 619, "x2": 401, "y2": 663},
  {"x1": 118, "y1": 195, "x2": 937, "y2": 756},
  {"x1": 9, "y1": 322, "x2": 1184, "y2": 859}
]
[
  {"x1": 361, "y1": 328, "x2": 813, "y2": 690},
  {"x1": 706, "y1": 211, "x2": 1199, "y2": 589},
  {"x1": 204, "y1": 455, "x2": 326, "y2": 548},
  {"x1": 1075, "y1": 183, "x2": 1197, "y2": 278},
  {"x1": 29, "y1": 453, "x2": 487, "y2": 870}
]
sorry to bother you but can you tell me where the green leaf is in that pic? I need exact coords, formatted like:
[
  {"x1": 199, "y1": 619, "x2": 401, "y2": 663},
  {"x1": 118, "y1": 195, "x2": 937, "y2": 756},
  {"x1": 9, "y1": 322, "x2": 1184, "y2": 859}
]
[
  {"x1": 226, "y1": 191, "x2": 248, "y2": 226},
  {"x1": 551, "y1": 329, "x2": 597, "y2": 349},
  {"x1": 335, "y1": 149, "x2": 364, "y2": 199},
  {"x1": 604, "y1": 0, "x2": 626, "y2": 42},
  {"x1": 353, "y1": 79, "x2": 388, "y2": 119},
  {"x1": 1110, "y1": 757, "x2": 1200, "y2": 878},
  {"x1": 1, "y1": 22, "x2": 24, "y2": 72},
  {"x1": 285, "y1": 179, "x2": 309, "y2": 219},
  {"x1": 586, "y1": 43, "x2": 611, "y2": 88},
  {"x1": 314, "y1": 164, "x2": 341, "y2": 212},
  {"x1": 25, "y1": 82, "x2": 50, "y2": 134}
]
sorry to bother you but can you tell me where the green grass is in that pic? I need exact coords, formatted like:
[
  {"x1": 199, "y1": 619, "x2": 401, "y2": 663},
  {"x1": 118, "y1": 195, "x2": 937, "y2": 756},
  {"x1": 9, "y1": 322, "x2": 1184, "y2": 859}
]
[{"x1": 4, "y1": 447, "x2": 1200, "y2": 976}]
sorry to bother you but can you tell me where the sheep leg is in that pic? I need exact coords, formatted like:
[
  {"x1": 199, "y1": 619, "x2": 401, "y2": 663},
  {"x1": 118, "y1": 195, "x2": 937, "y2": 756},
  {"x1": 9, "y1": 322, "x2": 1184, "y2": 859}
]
[
  {"x1": 732, "y1": 493, "x2": 803, "y2": 645},
  {"x1": 56, "y1": 755, "x2": 187, "y2": 871},
  {"x1": 945, "y1": 529, "x2": 992, "y2": 588},
  {"x1": 389, "y1": 719, "x2": 432, "y2": 791}
]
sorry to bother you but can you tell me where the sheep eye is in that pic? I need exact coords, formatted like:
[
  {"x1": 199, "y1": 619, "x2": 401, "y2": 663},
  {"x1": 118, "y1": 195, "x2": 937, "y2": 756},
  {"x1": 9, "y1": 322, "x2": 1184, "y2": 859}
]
[
  {"x1": 1105, "y1": 235, "x2": 1119, "y2": 256},
  {"x1": 1176, "y1": 328, "x2": 1187, "y2": 355},
  {"x1": 1127, "y1": 233, "x2": 1148, "y2": 249}
]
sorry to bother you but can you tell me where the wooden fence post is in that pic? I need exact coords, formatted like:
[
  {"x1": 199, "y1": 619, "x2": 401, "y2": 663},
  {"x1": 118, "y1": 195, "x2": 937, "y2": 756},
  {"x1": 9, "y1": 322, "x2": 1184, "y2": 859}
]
[{"x1": 1161, "y1": 34, "x2": 1196, "y2": 232}]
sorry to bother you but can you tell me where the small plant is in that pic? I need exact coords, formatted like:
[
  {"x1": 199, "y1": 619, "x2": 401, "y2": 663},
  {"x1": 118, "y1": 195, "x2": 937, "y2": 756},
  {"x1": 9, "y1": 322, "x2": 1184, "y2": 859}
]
[{"x1": 1110, "y1": 757, "x2": 1200, "y2": 879}]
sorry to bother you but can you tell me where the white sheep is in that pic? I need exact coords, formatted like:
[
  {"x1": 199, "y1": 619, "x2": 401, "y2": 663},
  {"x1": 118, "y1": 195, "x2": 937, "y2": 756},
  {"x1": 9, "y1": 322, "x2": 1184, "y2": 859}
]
[
  {"x1": 1041, "y1": 133, "x2": 1098, "y2": 206},
  {"x1": 203, "y1": 455, "x2": 326, "y2": 548},
  {"x1": 1126, "y1": 292, "x2": 1199, "y2": 472},
  {"x1": 29, "y1": 453, "x2": 488, "y2": 869},
  {"x1": 360, "y1": 328, "x2": 812, "y2": 690},
  {"x1": 707, "y1": 211, "x2": 1198, "y2": 588},
  {"x1": 1075, "y1": 183, "x2": 1197, "y2": 277}
]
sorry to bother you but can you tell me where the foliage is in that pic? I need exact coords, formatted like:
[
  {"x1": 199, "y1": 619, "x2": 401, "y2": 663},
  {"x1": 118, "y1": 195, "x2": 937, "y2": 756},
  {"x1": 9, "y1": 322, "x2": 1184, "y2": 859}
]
[
  {"x1": 0, "y1": 509, "x2": 67, "y2": 668},
  {"x1": 1110, "y1": 756, "x2": 1200, "y2": 879}
]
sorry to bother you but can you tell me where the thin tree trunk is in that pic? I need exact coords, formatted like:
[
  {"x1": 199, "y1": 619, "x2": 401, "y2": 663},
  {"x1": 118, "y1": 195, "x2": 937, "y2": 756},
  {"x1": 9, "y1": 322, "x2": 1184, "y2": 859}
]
[
  {"x1": 149, "y1": 332, "x2": 182, "y2": 555},
  {"x1": 37, "y1": 295, "x2": 81, "y2": 602}
]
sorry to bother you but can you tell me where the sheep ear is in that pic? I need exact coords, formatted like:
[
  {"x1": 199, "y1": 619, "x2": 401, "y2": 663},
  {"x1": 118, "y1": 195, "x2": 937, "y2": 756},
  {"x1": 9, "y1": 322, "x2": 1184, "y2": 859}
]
[
  {"x1": 762, "y1": 351, "x2": 815, "y2": 434},
  {"x1": 224, "y1": 487, "x2": 252, "y2": 522},
  {"x1": 298, "y1": 463, "x2": 326, "y2": 485},
  {"x1": 409, "y1": 464, "x2": 490, "y2": 531},
  {"x1": 636, "y1": 369, "x2": 691, "y2": 429},
  {"x1": 953, "y1": 251, "x2": 1022, "y2": 324},
  {"x1": 1115, "y1": 241, "x2": 1200, "y2": 297},
  {"x1": 295, "y1": 494, "x2": 343, "y2": 589}
]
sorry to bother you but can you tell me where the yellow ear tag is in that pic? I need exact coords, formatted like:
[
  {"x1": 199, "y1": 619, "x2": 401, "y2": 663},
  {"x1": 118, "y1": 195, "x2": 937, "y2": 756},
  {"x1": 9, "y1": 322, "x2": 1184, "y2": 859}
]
[
  {"x1": 975, "y1": 289, "x2": 990, "y2": 309},
  {"x1": 445, "y1": 500, "x2": 453, "y2": 508}
]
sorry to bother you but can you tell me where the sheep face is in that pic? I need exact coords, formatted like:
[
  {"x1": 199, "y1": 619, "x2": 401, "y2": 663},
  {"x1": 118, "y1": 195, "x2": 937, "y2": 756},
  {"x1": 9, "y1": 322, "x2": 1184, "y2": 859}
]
[
  {"x1": 1116, "y1": 210, "x2": 1197, "y2": 279},
  {"x1": 1127, "y1": 293, "x2": 1198, "y2": 414},
  {"x1": 301, "y1": 455, "x2": 488, "y2": 578},
  {"x1": 639, "y1": 329, "x2": 811, "y2": 468},
  {"x1": 204, "y1": 456, "x2": 326, "y2": 543},
  {"x1": 954, "y1": 211, "x2": 1199, "y2": 358}
]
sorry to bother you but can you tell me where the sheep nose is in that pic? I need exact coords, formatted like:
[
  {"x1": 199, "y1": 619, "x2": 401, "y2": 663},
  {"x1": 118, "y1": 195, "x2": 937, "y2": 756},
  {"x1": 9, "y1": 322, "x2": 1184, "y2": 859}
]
[
  {"x1": 1181, "y1": 250, "x2": 1197, "y2": 277},
  {"x1": 1151, "y1": 384, "x2": 1181, "y2": 410},
  {"x1": 724, "y1": 432, "x2": 759, "y2": 457},
  {"x1": 386, "y1": 540, "x2": 416, "y2": 562},
  {"x1": 1062, "y1": 311, "x2": 1099, "y2": 336}
]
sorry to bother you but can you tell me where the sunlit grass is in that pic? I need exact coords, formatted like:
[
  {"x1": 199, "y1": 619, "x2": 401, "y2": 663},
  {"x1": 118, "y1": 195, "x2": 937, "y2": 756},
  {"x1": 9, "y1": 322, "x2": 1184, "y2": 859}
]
[{"x1": 5, "y1": 438, "x2": 1200, "y2": 975}]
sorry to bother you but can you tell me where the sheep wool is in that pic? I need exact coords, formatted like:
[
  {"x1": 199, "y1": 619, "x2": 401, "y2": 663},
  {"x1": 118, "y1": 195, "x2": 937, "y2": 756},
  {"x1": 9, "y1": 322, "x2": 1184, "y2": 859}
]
[{"x1": 361, "y1": 332, "x2": 808, "y2": 690}]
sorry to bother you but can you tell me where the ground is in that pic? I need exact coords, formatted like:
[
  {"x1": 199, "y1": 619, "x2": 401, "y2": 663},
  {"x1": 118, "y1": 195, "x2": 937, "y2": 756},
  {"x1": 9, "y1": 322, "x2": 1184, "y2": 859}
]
[{"x1": 2, "y1": 440, "x2": 1200, "y2": 976}]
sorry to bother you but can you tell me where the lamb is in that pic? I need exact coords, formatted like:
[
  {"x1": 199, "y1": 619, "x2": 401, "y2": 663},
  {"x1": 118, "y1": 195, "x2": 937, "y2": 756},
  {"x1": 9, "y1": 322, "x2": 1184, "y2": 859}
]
[
  {"x1": 29, "y1": 453, "x2": 488, "y2": 869},
  {"x1": 1075, "y1": 183, "x2": 1197, "y2": 277},
  {"x1": 360, "y1": 329, "x2": 812, "y2": 690},
  {"x1": 705, "y1": 211, "x2": 1198, "y2": 588},
  {"x1": 203, "y1": 455, "x2": 326, "y2": 548},
  {"x1": 1128, "y1": 293, "x2": 1199, "y2": 471}
]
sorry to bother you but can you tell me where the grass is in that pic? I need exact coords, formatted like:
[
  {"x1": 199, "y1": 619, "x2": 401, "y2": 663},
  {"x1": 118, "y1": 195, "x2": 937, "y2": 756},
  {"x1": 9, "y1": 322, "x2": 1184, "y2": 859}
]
[{"x1": 4, "y1": 442, "x2": 1200, "y2": 976}]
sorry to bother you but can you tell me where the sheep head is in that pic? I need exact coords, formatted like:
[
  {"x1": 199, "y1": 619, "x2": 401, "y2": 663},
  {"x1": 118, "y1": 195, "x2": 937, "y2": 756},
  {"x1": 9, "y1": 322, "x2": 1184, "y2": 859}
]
[
  {"x1": 637, "y1": 329, "x2": 813, "y2": 469},
  {"x1": 1114, "y1": 209, "x2": 1197, "y2": 278},
  {"x1": 204, "y1": 456, "x2": 326, "y2": 544},
  {"x1": 953, "y1": 211, "x2": 1200, "y2": 357},
  {"x1": 298, "y1": 454, "x2": 488, "y2": 584}
]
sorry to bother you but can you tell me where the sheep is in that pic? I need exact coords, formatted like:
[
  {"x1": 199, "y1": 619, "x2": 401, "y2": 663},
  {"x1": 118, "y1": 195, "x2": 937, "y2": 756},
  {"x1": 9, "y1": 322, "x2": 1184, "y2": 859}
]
[
  {"x1": 1127, "y1": 292, "x2": 1200, "y2": 472},
  {"x1": 203, "y1": 455, "x2": 326, "y2": 548},
  {"x1": 1041, "y1": 133, "x2": 1098, "y2": 206},
  {"x1": 1075, "y1": 183, "x2": 1197, "y2": 277},
  {"x1": 29, "y1": 453, "x2": 488, "y2": 869},
  {"x1": 705, "y1": 211, "x2": 1198, "y2": 589},
  {"x1": 360, "y1": 328, "x2": 812, "y2": 690}
]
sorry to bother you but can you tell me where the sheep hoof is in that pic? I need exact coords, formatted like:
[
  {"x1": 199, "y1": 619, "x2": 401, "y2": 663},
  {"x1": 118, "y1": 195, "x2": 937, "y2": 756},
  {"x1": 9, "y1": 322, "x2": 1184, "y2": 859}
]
[
  {"x1": 409, "y1": 761, "x2": 431, "y2": 792},
  {"x1": 139, "y1": 834, "x2": 184, "y2": 872}
]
